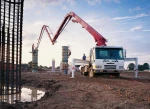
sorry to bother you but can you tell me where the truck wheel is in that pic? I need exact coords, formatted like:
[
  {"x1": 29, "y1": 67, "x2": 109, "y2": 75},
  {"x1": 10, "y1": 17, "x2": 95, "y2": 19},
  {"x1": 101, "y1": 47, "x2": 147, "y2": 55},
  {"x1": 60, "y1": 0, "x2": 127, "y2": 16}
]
[
  {"x1": 115, "y1": 73, "x2": 120, "y2": 77},
  {"x1": 89, "y1": 70, "x2": 94, "y2": 78},
  {"x1": 80, "y1": 67, "x2": 84, "y2": 75},
  {"x1": 83, "y1": 72, "x2": 86, "y2": 76},
  {"x1": 81, "y1": 70, "x2": 86, "y2": 76},
  {"x1": 83, "y1": 72, "x2": 88, "y2": 76}
]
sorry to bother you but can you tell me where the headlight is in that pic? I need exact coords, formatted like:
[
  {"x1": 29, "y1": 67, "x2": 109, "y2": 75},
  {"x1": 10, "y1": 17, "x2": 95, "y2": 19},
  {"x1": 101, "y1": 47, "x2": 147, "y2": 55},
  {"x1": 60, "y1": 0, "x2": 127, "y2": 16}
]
[
  {"x1": 119, "y1": 66, "x2": 124, "y2": 69},
  {"x1": 93, "y1": 65, "x2": 102, "y2": 69}
]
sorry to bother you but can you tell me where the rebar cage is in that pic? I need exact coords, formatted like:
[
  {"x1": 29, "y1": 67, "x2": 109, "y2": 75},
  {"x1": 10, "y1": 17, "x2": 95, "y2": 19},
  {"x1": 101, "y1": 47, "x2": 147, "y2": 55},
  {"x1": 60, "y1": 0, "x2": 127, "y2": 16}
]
[{"x1": 0, "y1": 0, "x2": 24, "y2": 95}]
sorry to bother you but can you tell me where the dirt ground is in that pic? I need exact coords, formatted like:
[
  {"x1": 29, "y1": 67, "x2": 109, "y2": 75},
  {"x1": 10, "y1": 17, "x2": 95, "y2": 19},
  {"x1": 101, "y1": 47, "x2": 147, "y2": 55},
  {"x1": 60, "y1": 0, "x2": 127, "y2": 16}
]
[{"x1": 1, "y1": 71, "x2": 150, "y2": 109}]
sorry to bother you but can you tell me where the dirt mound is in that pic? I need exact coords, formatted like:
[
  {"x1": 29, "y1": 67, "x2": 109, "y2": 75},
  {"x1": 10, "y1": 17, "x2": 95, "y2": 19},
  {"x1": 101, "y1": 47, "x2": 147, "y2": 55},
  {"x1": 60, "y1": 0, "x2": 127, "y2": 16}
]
[{"x1": 1, "y1": 71, "x2": 150, "y2": 109}]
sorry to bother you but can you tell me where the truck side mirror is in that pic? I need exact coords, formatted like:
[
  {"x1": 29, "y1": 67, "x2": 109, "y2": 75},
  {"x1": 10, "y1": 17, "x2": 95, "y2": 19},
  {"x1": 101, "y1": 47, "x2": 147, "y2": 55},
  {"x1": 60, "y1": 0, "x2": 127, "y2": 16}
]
[{"x1": 123, "y1": 49, "x2": 126, "y2": 58}]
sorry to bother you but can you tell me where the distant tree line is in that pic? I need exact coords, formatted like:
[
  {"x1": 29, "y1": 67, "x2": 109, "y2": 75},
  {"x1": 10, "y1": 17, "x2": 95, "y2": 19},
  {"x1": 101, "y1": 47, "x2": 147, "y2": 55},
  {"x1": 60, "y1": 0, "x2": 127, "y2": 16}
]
[
  {"x1": 27, "y1": 61, "x2": 60, "y2": 70},
  {"x1": 128, "y1": 63, "x2": 149, "y2": 71}
]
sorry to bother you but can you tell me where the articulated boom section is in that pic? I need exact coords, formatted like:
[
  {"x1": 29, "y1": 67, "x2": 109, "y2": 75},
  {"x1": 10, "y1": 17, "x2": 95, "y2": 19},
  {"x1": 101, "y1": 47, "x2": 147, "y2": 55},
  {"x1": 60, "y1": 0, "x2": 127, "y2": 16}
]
[
  {"x1": 33, "y1": 11, "x2": 107, "y2": 49},
  {"x1": 69, "y1": 12, "x2": 107, "y2": 46},
  {"x1": 36, "y1": 25, "x2": 54, "y2": 49}
]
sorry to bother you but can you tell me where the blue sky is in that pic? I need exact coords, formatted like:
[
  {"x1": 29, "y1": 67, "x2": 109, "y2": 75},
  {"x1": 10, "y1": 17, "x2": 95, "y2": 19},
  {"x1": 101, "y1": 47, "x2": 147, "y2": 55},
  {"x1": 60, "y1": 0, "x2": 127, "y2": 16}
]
[{"x1": 23, "y1": 0, "x2": 150, "y2": 67}]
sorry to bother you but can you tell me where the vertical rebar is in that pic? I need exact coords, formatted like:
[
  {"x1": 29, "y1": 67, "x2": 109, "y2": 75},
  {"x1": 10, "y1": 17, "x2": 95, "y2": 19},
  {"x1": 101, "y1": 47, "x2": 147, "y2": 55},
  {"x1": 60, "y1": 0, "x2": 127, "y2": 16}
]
[
  {"x1": 19, "y1": 0, "x2": 24, "y2": 93},
  {"x1": 16, "y1": 1, "x2": 20, "y2": 94},
  {"x1": 1, "y1": 26, "x2": 5, "y2": 95},
  {"x1": 11, "y1": 0, "x2": 16, "y2": 94},
  {"x1": 0, "y1": 0, "x2": 1, "y2": 95},
  {"x1": 5, "y1": 0, "x2": 12, "y2": 94},
  {"x1": 6, "y1": 27, "x2": 10, "y2": 94},
  {"x1": 0, "y1": 0, "x2": 24, "y2": 96}
]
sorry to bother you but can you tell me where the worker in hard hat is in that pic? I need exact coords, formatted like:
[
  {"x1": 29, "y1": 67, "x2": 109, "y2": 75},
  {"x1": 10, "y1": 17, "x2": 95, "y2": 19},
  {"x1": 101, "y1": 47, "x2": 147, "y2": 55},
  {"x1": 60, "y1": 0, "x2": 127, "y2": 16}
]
[{"x1": 82, "y1": 54, "x2": 86, "y2": 60}]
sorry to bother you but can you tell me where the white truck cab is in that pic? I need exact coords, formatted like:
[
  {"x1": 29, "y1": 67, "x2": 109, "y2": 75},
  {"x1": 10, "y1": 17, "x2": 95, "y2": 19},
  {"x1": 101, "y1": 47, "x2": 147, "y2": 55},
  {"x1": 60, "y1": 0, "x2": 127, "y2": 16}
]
[{"x1": 81, "y1": 46, "x2": 126, "y2": 77}]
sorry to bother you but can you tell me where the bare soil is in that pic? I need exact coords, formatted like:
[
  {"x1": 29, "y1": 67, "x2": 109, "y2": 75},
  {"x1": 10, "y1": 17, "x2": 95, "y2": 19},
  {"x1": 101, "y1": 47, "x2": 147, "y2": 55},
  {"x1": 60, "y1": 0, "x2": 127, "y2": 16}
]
[{"x1": 1, "y1": 71, "x2": 150, "y2": 109}]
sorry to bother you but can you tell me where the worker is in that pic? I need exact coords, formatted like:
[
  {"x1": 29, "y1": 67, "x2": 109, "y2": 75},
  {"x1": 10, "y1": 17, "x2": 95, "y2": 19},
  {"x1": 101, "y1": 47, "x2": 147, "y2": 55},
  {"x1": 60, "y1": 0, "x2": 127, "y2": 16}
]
[{"x1": 82, "y1": 54, "x2": 86, "y2": 60}]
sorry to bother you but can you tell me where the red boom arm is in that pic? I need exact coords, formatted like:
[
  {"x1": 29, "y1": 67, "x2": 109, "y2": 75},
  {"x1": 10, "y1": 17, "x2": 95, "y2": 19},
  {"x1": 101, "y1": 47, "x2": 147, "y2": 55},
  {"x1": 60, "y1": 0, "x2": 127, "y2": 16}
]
[{"x1": 34, "y1": 11, "x2": 107, "y2": 49}]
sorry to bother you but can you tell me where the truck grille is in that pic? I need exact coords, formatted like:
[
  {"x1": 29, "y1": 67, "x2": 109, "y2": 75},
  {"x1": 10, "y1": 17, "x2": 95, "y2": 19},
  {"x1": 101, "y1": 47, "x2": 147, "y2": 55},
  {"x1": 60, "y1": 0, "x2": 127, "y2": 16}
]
[{"x1": 104, "y1": 65, "x2": 116, "y2": 69}]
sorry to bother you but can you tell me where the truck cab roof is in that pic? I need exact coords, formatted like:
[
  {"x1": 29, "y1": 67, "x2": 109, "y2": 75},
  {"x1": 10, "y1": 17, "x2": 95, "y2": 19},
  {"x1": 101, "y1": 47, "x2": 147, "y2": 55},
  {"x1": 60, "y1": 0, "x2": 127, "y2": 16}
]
[{"x1": 94, "y1": 46, "x2": 123, "y2": 49}]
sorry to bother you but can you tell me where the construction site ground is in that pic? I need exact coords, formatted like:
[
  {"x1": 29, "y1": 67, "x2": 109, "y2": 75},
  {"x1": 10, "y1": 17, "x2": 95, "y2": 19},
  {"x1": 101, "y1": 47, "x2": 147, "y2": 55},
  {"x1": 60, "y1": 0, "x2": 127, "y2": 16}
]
[{"x1": 1, "y1": 71, "x2": 150, "y2": 109}]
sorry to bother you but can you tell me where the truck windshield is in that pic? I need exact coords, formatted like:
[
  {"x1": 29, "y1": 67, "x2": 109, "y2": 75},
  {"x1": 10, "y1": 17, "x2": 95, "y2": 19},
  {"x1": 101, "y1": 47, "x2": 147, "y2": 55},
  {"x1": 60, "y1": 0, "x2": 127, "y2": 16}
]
[{"x1": 95, "y1": 48, "x2": 124, "y2": 60}]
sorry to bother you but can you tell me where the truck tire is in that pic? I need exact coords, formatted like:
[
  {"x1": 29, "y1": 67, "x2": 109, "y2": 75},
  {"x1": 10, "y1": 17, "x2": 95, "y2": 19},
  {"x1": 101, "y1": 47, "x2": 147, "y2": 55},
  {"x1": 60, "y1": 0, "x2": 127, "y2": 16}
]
[
  {"x1": 83, "y1": 72, "x2": 88, "y2": 76},
  {"x1": 89, "y1": 70, "x2": 94, "y2": 78},
  {"x1": 115, "y1": 73, "x2": 120, "y2": 77},
  {"x1": 81, "y1": 70, "x2": 87, "y2": 76},
  {"x1": 80, "y1": 67, "x2": 84, "y2": 75}
]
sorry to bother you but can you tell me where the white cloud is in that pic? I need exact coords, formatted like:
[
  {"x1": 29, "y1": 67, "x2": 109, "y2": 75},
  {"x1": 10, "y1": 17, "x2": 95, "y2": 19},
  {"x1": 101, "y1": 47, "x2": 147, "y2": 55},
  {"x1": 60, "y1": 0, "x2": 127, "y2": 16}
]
[
  {"x1": 143, "y1": 30, "x2": 150, "y2": 32},
  {"x1": 104, "y1": 0, "x2": 120, "y2": 3},
  {"x1": 23, "y1": 31, "x2": 37, "y2": 41},
  {"x1": 62, "y1": 5, "x2": 68, "y2": 10},
  {"x1": 85, "y1": 0, "x2": 120, "y2": 5},
  {"x1": 86, "y1": 17, "x2": 109, "y2": 23},
  {"x1": 108, "y1": 30, "x2": 129, "y2": 33},
  {"x1": 130, "y1": 26, "x2": 143, "y2": 32},
  {"x1": 129, "y1": 7, "x2": 143, "y2": 12},
  {"x1": 113, "y1": 0, "x2": 120, "y2": 3},
  {"x1": 111, "y1": 14, "x2": 150, "y2": 21},
  {"x1": 85, "y1": 0, "x2": 102, "y2": 5},
  {"x1": 24, "y1": 0, "x2": 76, "y2": 9},
  {"x1": 40, "y1": 0, "x2": 76, "y2": 6},
  {"x1": 33, "y1": 10, "x2": 43, "y2": 16},
  {"x1": 33, "y1": 21, "x2": 45, "y2": 26}
]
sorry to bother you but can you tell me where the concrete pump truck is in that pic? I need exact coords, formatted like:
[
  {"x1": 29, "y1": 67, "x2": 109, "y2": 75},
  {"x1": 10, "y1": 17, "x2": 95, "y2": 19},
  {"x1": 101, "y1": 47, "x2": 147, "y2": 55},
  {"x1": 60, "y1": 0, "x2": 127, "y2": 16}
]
[{"x1": 33, "y1": 11, "x2": 126, "y2": 77}]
